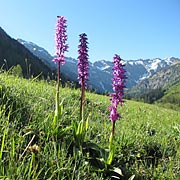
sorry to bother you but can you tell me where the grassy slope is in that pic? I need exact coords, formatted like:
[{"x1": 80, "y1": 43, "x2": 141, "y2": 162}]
[
  {"x1": 157, "y1": 83, "x2": 180, "y2": 111},
  {"x1": 0, "y1": 73, "x2": 180, "y2": 179}
]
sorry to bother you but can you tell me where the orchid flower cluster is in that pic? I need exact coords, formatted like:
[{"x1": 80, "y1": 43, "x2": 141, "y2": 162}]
[
  {"x1": 77, "y1": 33, "x2": 89, "y2": 89},
  {"x1": 77, "y1": 33, "x2": 89, "y2": 120},
  {"x1": 109, "y1": 54, "x2": 126, "y2": 136},
  {"x1": 53, "y1": 16, "x2": 68, "y2": 65}
]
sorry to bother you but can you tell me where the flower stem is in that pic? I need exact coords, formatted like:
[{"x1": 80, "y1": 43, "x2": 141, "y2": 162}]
[
  {"x1": 53, "y1": 61, "x2": 60, "y2": 128},
  {"x1": 109, "y1": 121, "x2": 115, "y2": 150},
  {"x1": 56, "y1": 61, "x2": 61, "y2": 117},
  {"x1": 112, "y1": 121, "x2": 116, "y2": 137},
  {"x1": 80, "y1": 77, "x2": 85, "y2": 121}
]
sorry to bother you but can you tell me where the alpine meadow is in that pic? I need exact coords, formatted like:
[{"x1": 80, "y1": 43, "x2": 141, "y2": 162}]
[{"x1": 0, "y1": 16, "x2": 180, "y2": 180}]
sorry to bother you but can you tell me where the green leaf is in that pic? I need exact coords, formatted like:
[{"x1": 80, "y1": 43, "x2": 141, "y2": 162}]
[
  {"x1": 73, "y1": 120, "x2": 78, "y2": 132},
  {"x1": 111, "y1": 176, "x2": 121, "y2": 179},
  {"x1": 53, "y1": 125, "x2": 72, "y2": 138},
  {"x1": 113, "y1": 167, "x2": 123, "y2": 176},
  {"x1": 110, "y1": 167, "x2": 123, "y2": 179},
  {"x1": 85, "y1": 113, "x2": 91, "y2": 131},
  {"x1": 85, "y1": 142, "x2": 102, "y2": 153},
  {"x1": 52, "y1": 114, "x2": 57, "y2": 129},
  {"x1": 28, "y1": 152, "x2": 35, "y2": 179},
  {"x1": 106, "y1": 146, "x2": 115, "y2": 165},
  {"x1": 58, "y1": 100, "x2": 64, "y2": 116},
  {"x1": 10, "y1": 137, "x2": 15, "y2": 159},
  {"x1": 128, "y1": 175, "x2": 135, "y2": 180},
  {"x1": 53, "y1": 99, "x2": 64, "y2": 129},
  {"x1": 0, "y1": 129, "x2": 6, "y2": 160},
  {"x1": 76, "y1": 120, "x2": 83, "y2": 136},
  {"x1": 88, "y1": 157, "x2": 106, "y2": 170}
]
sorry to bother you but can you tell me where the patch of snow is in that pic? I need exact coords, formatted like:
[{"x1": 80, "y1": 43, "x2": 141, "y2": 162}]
[
  {"x1": 104, "y1": 70, "x2": 111, "y2": 74},
  {"x1": 150, "y1": 60, "x2": 159, "y2": 71},
  {"x1": 139, "y1": 73, "x2": 148, "y2": 81},
  {"x1": 95, "y1": 65, "x2": 111, "y2": 71},
  {"x1": 149, "y1": 58, "x2": 164, "y2": 71},
  {"x1": 101, "y1": 60, "x2": 108, "y2": 65},
  {"x1": 128, "y1": 61, "x2": 134, "y2": 65},
  {"x1": 95, "y1": 66, "x2": 104, "y2": 70},
  {"x1": 101, "y1": 65, "x2": 110, "y2": 70},
  {"x1": 165, "y1": 57, "x2": 175, "y2": 65},
  {"x1": 136, "y1": 60, "x2": 144, "y2": 65}
]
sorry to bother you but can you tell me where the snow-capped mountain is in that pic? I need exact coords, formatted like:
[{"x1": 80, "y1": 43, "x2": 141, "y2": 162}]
[
  {"x1": 17, "y1": 39, "x2": 180, "y2": 93},
  {"x1": 127, "y1": 61, "x2": 180, "y2": 97},
  {"x1": 124, "y1": 57, "x2": 179, "y2": 86},
  {"x1": 17, "y1": 39, "x2": 54, "y2": 69},
  {"x1": 91, "y1": 57, "x2": 179, "y2": 90}
]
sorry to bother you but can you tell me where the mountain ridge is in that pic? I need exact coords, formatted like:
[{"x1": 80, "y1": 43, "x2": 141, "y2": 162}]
[
  {"x1": 0, "y1": 27, "x2": 54, "y2": 79},
  {"x1": 128, "y1": 62, "x2": 180, "y2": 96},
  {"x1": 17, "y1": 38, "x2": 180, "y2": 93}
]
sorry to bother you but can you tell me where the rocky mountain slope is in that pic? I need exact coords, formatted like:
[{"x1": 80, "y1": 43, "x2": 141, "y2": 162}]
[{"x1": 128, "y1": 62, "x2": 180, "y2": 96}]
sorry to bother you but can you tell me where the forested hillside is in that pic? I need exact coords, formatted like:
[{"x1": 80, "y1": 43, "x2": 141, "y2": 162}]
[
  {"x1": 126, "y1": 62, "x2": 180, "y2": 110},
  {"x1": 0, "y1": 27, "x2": 54, "y2": 79}
]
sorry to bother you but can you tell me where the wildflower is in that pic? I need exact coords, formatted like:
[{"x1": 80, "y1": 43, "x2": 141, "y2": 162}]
[
  {"x1": 77, "y1": 33, "x2": 89, "y2": 120},
  {"x1": 107, "y1": 54, "x2": 126, "y2": 165},
  {"x1": 109, "y1": 54, "x2": 126, "y2": 121},
  {"x1": 110, "y1": 54, "x2": 126, "y2": 107},
  {"x1": 109, "y1": 54, "x2": 126, "y2": 136},
  {"x1": 53, "y1": 16, "x2": 68, "y2": 65},
  {"x1": 108, "y1": 105, "x2": 120, "y2": 122},
  {"x1": 52, "y1": 16, "x2": 68, "y2": 128},
  {"x1": 73, "y1": 33, "x2": 89, "y2": 148},
  {"x1": 77, "y1": 33, "x2": 89, "y2": 89}
]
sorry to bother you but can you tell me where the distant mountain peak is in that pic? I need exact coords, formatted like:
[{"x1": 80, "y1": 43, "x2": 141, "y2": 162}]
[{"x1": 17, "y1": 38, "x2": 54, "y2": 69}]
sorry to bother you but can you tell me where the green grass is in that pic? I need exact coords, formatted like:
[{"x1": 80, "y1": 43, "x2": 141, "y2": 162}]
[
  {"x1": 0, "y1": 73, "x2": 180, "y2": 179},
  {"x1": 157, "y1": 83, "x2": 180, "y2": 111}
]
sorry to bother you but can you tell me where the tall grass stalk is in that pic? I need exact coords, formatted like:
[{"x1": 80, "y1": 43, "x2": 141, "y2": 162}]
[{"x1": 0, "y1": 128, "x2": 6, "y2": 161}]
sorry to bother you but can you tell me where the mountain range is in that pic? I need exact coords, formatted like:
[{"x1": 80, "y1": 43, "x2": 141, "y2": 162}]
[
  {"x1": 17, "y1": 38, "x2": 180, "y2": 93},
  {"x1": 0, "y1": 26, "x2": 179, "y2": 94},
  {"x1": 128, "y1": 61, "x2": 180, "y2": 96}
]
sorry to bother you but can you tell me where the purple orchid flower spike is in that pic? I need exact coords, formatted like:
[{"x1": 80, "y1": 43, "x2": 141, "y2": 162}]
[
  {"x1": 78, "y1": 33, "x2": 89, "y2": 89},
  {"x1": 109, "y1": 54, "x2": 126, "y2": 135},
  {"x1": 77, "y1": 33, "x2": 89, "y2": 119},
  {"x1": 53, "y1": 16, "x2": 68, "y2": 65}
]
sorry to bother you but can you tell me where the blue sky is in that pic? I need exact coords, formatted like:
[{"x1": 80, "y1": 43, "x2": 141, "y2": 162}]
[{"x1": 0, "y1": 0, "x2": 180, "y2": 62}]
